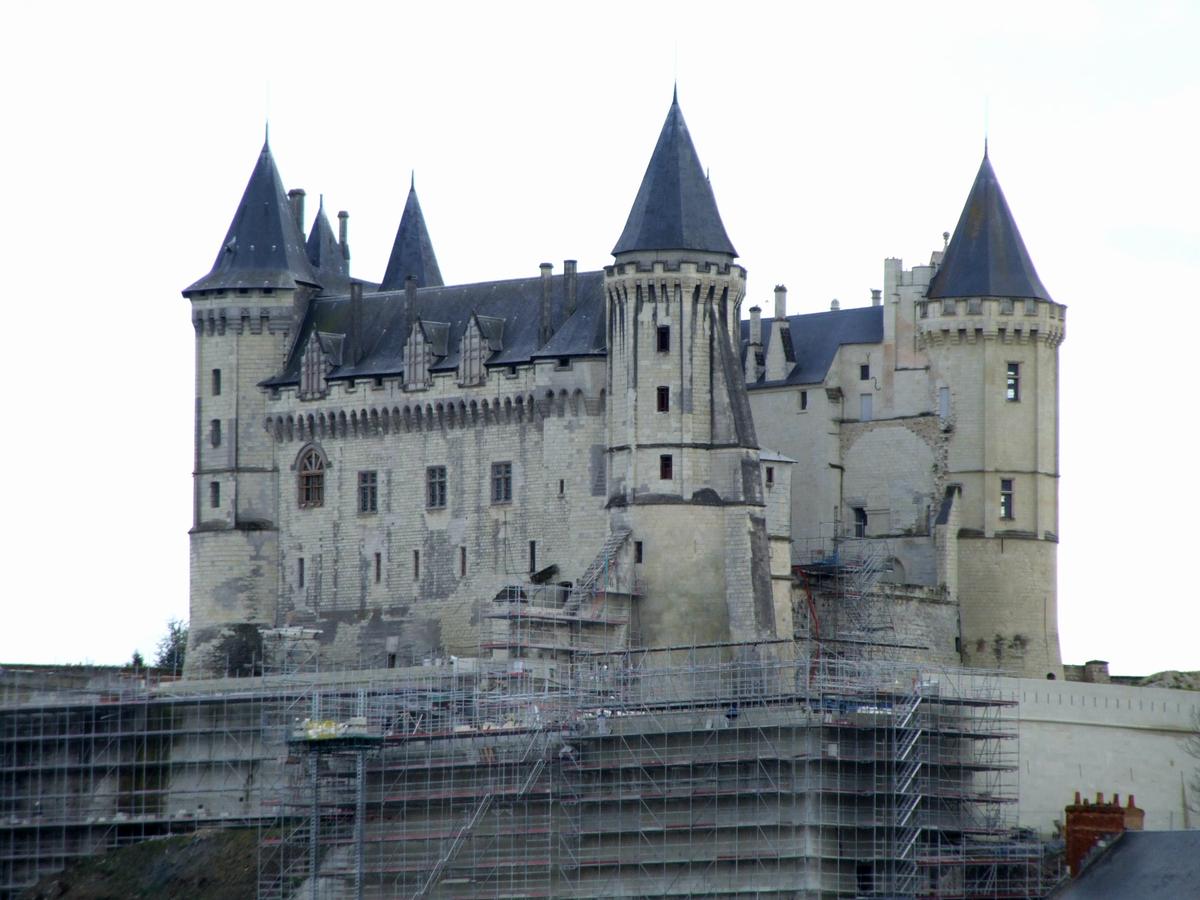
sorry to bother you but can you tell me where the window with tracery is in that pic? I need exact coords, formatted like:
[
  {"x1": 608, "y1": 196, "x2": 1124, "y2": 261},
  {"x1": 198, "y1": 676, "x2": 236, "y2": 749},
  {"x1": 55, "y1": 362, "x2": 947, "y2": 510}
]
[
  {"x1": 300, "y1": 332, "x2": 328, "y2": 399},
  {"x1": 298, "y1": 448, "x2": 325, "y2": 508}
]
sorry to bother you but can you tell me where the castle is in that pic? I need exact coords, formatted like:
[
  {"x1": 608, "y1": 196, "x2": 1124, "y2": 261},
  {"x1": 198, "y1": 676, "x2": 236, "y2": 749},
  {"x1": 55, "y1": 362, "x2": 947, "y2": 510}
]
[{"x1": 183, "y1": 92, "x2": 1065, "y2": 682}]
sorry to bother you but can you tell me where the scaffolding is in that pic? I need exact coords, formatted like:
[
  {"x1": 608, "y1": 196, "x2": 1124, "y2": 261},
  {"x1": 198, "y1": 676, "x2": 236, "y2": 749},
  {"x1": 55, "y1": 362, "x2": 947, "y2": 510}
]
[{"x1": 254, "y1": 649, "x2": 1048, "y2": 899}]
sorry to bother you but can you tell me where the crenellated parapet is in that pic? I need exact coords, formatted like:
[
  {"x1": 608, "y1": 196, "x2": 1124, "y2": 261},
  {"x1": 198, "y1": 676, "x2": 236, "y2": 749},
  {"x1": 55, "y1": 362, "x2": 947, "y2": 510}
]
[
  {"x1": 915, "y1": 296, "x2": 1066, "y2": 349},
  {"x1": 192, "y1": 302, "x2": 296, "y2": 337}
]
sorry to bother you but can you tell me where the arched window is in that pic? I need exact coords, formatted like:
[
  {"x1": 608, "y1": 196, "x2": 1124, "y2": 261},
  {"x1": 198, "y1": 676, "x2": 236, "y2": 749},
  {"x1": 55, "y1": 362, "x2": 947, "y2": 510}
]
[{"x1": 298, "y1": 448, "x2": 325, "y2": 508}]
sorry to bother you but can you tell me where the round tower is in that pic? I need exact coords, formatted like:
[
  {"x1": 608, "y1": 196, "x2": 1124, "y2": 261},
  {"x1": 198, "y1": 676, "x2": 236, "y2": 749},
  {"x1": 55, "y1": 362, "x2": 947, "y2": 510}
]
[
  {"x1": 605, "y1": 95, "x2": 776, "y2": 651},
  {"x1": 919, "y1": 152, "x2": 1066, "y2": 679},
  {"x1": 181, "y1": 140, "x2": 320, "y2": 678}
]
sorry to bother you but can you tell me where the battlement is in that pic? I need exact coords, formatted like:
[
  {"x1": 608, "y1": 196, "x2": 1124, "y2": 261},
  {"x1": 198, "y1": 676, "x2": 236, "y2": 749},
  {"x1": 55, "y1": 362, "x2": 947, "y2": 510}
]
[{"x1": 915, "y1": 296, "x2": 1066, "y2": 347}]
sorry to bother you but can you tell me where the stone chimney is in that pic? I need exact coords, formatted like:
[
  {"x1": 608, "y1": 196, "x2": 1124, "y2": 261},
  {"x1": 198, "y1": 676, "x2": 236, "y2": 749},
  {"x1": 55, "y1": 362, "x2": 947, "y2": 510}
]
[
  {"x1": 539, "y1": 262, "x2": 553, "y2": 346},
  {"x1": 773, "y1": 285, "x2": 787, "y2": 321},
  {"x1": 338, "y1": 210, "x2": 350, "y2": 260},
  {"x1": 871, "y1": 289, "x2": 882, "y2": 307},
  {"x1": 564, "y1": 259, "x2": 578, "y2": 317},
  {"x1": 745, "y1": 306, "x2": 762, "y2": 384},
  {"x1": 287, "y1": 189, "x2": 306, "y2": 236},
  {"x1": 830, "y1": 298, "x2": 840, "y2": 312},
  {"x1": 749, "y1": 306, "x2": 762, "y2": 346},
  {"x1": 1083, "y1": 660, "x2": 1111, "y2": 684},
  {"x1": 349, "y1": 280, "x2": 363, "y2": 365}
]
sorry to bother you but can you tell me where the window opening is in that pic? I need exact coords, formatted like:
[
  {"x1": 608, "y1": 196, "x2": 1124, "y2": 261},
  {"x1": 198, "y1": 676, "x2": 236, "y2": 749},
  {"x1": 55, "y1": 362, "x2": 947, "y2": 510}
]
[
  {"x1": 358, "y1": 471, "x2": 378, "y2": 513},
  {"x1": 209, "y1": 481, "x2": 220, "y2": 508},
  {"x1": 210, "y1": 419, "x2": 222, "y2": 448},
  {"x1": 1006, "y1": 363, "x2": 1020, "y2": 401},
  {"x1": 298, "y1": 557, "x2": 305, "y2": 588},
  {"x1": 656, "y1": 325, "x2": 670, "y2": 352},
  {"x1": 765, "y1": 466, "x2": 774, "y2": 487},
  {"x1": 460, "y1": 546, "x2": 467, "y2": 577},
  {"x1": 635, "y1": 540, "x2": 644, "y2": 564},
  {"x1": 426, "y1": 466, "x2": 447, "y2": 509},
  {"x1": 413, "y1": 550, "x2": 420, "y2": 580},
  {"x1": 860, "y1": 393, "x2": 873, "y2": 421},
  {"x1": 1000, "y1": 478, "x2": 1015, "y2": 519},
  {"x1": 859, "y1": 363, "x2": 870, "y2": 380},
  {"x1": 659, "y1": 454, "x2": 673, "y2": 480},
  {"x1": 558, "y1": 479, "x2": 565, "y2": 496},
  {"x1": 853, "y1": 507, "x2": 867, "y2": 538},
  {"x1": 656, "y1": 386, "x2": 670, "y2": 412},
  {"x1": 529, "y1": 540, "x2": 537, "y2": 573},
  {"x1": 491, "y1": 462, "x2": 512, "y2": 503},
  {"x1": 374, "y1": 552, "x2": 382, "y2": 584},
  {"x1": 298, "y1": 448, "x2": 325, "y2": 508},
  {"x1": 799, "y1": 390, "x2": 808, "y2": 411},
  {"x1": 211, "y1": 369, "x2": 221, "y2": 396}
]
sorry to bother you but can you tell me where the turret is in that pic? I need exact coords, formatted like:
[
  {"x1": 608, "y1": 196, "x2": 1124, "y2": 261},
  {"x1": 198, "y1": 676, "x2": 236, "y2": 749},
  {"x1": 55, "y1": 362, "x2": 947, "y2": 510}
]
[
  {"x1": 605, "y1": 93, "x2": 776, "y2": 651},
  {"x1": 379, "y1": 175, "x2": 444, "y2": 291},
  {"x1": 919, "y1": 151, "x2": 1066, "y2": 679},
  {"x1": 181, "y1": 139, "x2": 315, "y2": 677}
]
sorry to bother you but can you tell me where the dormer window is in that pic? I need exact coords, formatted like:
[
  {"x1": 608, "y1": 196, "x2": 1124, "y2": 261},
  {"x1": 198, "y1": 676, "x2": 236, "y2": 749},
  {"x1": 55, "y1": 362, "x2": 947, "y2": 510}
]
[
  {"x1": 458, "y1": 318, "x2": 487, "y2": 387},
  {"x1": 405, "y1": 321, "x2": 432, "y2": 391},
  {"x1": 300, "y1": 332, "x2": 329, "y2": 400}
]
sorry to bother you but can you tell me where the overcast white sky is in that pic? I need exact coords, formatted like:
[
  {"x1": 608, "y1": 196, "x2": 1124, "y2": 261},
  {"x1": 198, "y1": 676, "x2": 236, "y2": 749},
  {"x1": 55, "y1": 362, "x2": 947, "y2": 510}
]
[{"x1": 1, "y1": 1, "x2": 1196, "y2": 675}]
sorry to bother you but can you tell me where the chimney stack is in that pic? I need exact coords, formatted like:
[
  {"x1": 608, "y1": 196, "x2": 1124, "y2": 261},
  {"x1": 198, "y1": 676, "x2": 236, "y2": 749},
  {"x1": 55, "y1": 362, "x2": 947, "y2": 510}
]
[
  {"x1": 338, "y1": 211, "x2": 350, "y2": 260},
  {"x1": 288, "y1": 189, "x2": 306, "y2": 236},
  {"x1": 539, "y1": 262, "x2": 553, "y2": 346},
  {"x1": 749, "y1": 306, "x2": 762, "y2": 346},
  {"x1": 564, "y1": 260, "x2": 578, "y2": 318},
  {"x1": 773, "y1": 285, "x2": 787, "y2": 321},
  {"x1": 830, "y1": 298, "x2": 840, "y2": 312},
  {"x1": 871, "y1": 289, "x2": 882, "y2": 307}
]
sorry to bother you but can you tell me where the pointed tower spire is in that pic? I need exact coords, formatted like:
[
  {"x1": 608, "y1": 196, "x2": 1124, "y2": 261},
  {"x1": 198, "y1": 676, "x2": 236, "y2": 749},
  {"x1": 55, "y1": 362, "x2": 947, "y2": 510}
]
[
  {"x1": 927, "y1": 154, "x2": 1051, "y2": 301},
  {"x1": 380, "y1": 180, "x2": 444, "y2": 291},
  {"x1": 612, "y1": 94, "x2": 736, "y2": 257},
  {"x1": 305, "y1": 196, "x2": 351, "y2": 293},
  {"x1": 185, "y1": 141, "x2": 320, "y2": 294}
]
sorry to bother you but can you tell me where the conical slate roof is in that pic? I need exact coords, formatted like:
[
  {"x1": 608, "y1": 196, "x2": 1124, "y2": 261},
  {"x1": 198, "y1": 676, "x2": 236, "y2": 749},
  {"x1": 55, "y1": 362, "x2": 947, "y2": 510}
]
[
  {"x1": 185, "y1": 141, "x2": 321, "y2": 294},
  {"x1": 379, "y1": 180, "x2": 444, "y2": 290},
  {"x1": 305, "y1": 198, "x2": 350, "y2": 292},
  {"x1": 613, "y1": 92, "x2": 737, "y2": 257},
  {"x1": 927, "y1": 153, "x2": 1051, "y2": 301}
]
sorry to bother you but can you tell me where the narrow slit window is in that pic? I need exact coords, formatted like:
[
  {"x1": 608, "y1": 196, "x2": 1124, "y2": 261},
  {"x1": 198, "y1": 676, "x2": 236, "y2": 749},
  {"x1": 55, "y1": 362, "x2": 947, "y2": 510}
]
[
  {"x1": 656, "y1": 386, "x2": 670, "y2": 413},
  {"x1": 765, "y1": 466, "x2": 774, "y2": 487},
  {"x1": 209, "y1": 481, "x2": 220, "y2": 508},
  {"x1": 210, "y1": 419, "x2": 222, "y2": 448},
  {"x1": 211, "y1": 368, "x2": 221, "y2": 396},
  {"x1": 374, "y1": 552, "x2": 382, "y2": 584},
  {"x1": 635, "y1": 541, "x2": 644, "y2": 564},
  {"x1": 659, "y1": 454, "x2": 673, "y2": 480},
  {"x1": 460, "y1": 546, "x2": 467, "y2": 577},
  {"x1": 558, "y1": 479, "x2": 565, "y2": 496},
  {"x1": 529, "y1": 540, "x2": 537, "y2": 574},
  {"x1": 799, "y1": 390, "x2": 808, "y2": 412},
  {"x1": 413, "y1": 550, "x2": 420, "y2": 580},
  {"x1": 298, "y1": 557, "x2": 305, "y2": 588}
]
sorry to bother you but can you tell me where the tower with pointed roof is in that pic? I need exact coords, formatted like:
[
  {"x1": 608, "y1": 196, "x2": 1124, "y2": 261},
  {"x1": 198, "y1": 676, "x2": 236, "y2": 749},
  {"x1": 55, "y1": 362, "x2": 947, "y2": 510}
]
[
  {"x1": 182, "y1": 140, "x2": 322, "y2": 677},
  {"x1": 918, "y1": 151, "x2": 1066, "y2": 678},
  {"x1": 605, "y1": 94, "x2": 782, "y2": 651}
]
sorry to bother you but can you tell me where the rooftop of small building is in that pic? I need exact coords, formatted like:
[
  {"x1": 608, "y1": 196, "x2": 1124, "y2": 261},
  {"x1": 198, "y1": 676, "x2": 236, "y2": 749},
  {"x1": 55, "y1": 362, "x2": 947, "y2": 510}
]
[
  {"x1": 1049, "y1": 831, "x2": 1200, "y2": 900},
  {"x1": 740, "y1": 304, "x2": 884, "y2": 387}
]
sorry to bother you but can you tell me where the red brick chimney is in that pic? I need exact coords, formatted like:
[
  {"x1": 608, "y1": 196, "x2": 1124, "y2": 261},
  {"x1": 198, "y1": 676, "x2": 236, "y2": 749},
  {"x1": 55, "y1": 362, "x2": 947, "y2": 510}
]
[{"x1": 1064, "y1": 791, "x2": 1144, "y2": 876}]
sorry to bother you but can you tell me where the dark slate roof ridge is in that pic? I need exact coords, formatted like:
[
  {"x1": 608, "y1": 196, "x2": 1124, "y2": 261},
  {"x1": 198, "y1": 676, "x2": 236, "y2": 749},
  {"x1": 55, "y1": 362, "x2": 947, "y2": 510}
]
[
  {"x1": 305, "y1": 199, "x2": 350, "y2": 291},
  {"x1": 379, "y1": 184, "x2": 444, "y2": 290},
  {"x1": 612, "y1": 96, "x2": 737, "y2": 257},
  {"x1": 185, "y1": 141, "x2": 321, "y2": 294},
  {"x1": 927, "y1": 154, "x2": 1052, "y2": 301}
]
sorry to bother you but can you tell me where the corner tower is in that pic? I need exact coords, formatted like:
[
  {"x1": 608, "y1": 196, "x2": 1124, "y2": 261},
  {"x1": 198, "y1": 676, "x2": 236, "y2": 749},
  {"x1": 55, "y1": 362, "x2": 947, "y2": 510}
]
[
  {"x1": 606, "y1": 94, "x2": 776, "y2": 650},
  {"x1": 921, "y1": 151, "x2": 1066, "y2": 679},
  {"x1": 182, "y1": 139, "x2": 321, "y2": 678}
]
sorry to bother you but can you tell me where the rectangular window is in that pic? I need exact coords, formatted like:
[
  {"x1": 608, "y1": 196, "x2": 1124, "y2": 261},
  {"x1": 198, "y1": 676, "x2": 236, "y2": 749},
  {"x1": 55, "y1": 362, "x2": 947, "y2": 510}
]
[
  {"x1": 529, "y1": 540, "x2": 537, "y2": 574},
  {"x1": 426, "y1": 466, "x2": 447, "y2": 509},
  {"x1": 558, "y1": 479, "x2": 565, "y2": 497},
  {"x1": 1000, "y1": 479, "x2": 1014, "y2": 520},
  {"x1": 635, "y1": 541, "x2": 644, "y2": 564},
  {"x1": 413, "y1": 549, "x2": 420, "y2": 580},
  {"x1": 1006, "y1": 363, "x2": 1020, "y2": 402},
  {"x1": 656, "y1": 325, "x2": 670, "y2": 353},
  {"x1": 555, "y1": 357, "x2": 571, "y2": 369},
  {"x1": 210, "y1": 419, "x2": 222, "y2": 448},
  {"x1": 799, "y1": 390, "x2": 808, "y2": 411},
  {"x1": 860, "y1": 394, "x2": 873, "y2": 421},
  {"x1": 659, "y1": 454, "x2": 673, "y2": 480},
  {"x1": 358, "y1": 471, "x2": 378, "y2": 513},
  {"x1": 211, "y1": 368, "x2": 221, "y2": 396},
  {"x1": 374, "y1": 552, "x2": 382, "y2": 584},
  {"x1": 765, "y1": 466, "x2": 774, "y2": 487},
  {"x1": 859, "y1": 363, "x2": 870, "y2": 381},
  {"x1": 298, "y1": 557, "x2": 305, "y2": 589},
  {"x1": 656, "y1": 386, "x2": 670, "y2": 412},
  {"x1": 853, "y1": 507, "x2": 867, "y2": 539},
  {"x1": 386, "y1": 653, "x2": 397, "y2": 669},
  {"x1": 460, "y1": 546, "x2": 467, "y2": 577},
  {"x1": 491, "y1": 462, "x2": 512, "y2": 503},
  {"x1": 209, "y1": 481, "x2": 220, "y2": 508},
  {"x1": 938, "y1": 386, "x2": 951, "y2": 419},
  {"x1": 373, "y1": 376, "x2": 384, "y2": 389}
]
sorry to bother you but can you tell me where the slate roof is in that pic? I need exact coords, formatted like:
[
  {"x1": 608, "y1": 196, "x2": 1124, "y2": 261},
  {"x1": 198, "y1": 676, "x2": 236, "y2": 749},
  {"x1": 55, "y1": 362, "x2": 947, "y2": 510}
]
[
  {"x1": 927, "y1": 153, "x2": 1052, "y2": 301},
  {"x1": 305, "y1": 199, "x2": 351, "y2": 294},
  {"x1": 185, "y1": 141, "x2": 321, "y2": 294},
  {"x1": 740, "y1": 306, "x2": 883, "y2": 386},
  {"x1": 266, "y1": 271, "x2": 607, "y2": 386},
  {"x1": 379, "y1": 181, "x2": 444, "y2": 291},
  {"x1": 1049, "y1": 831, "x2": 1200, "y2": 900},
  {"x1": 613, "y1": 92, "x2": 737, "y2": 257}
]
